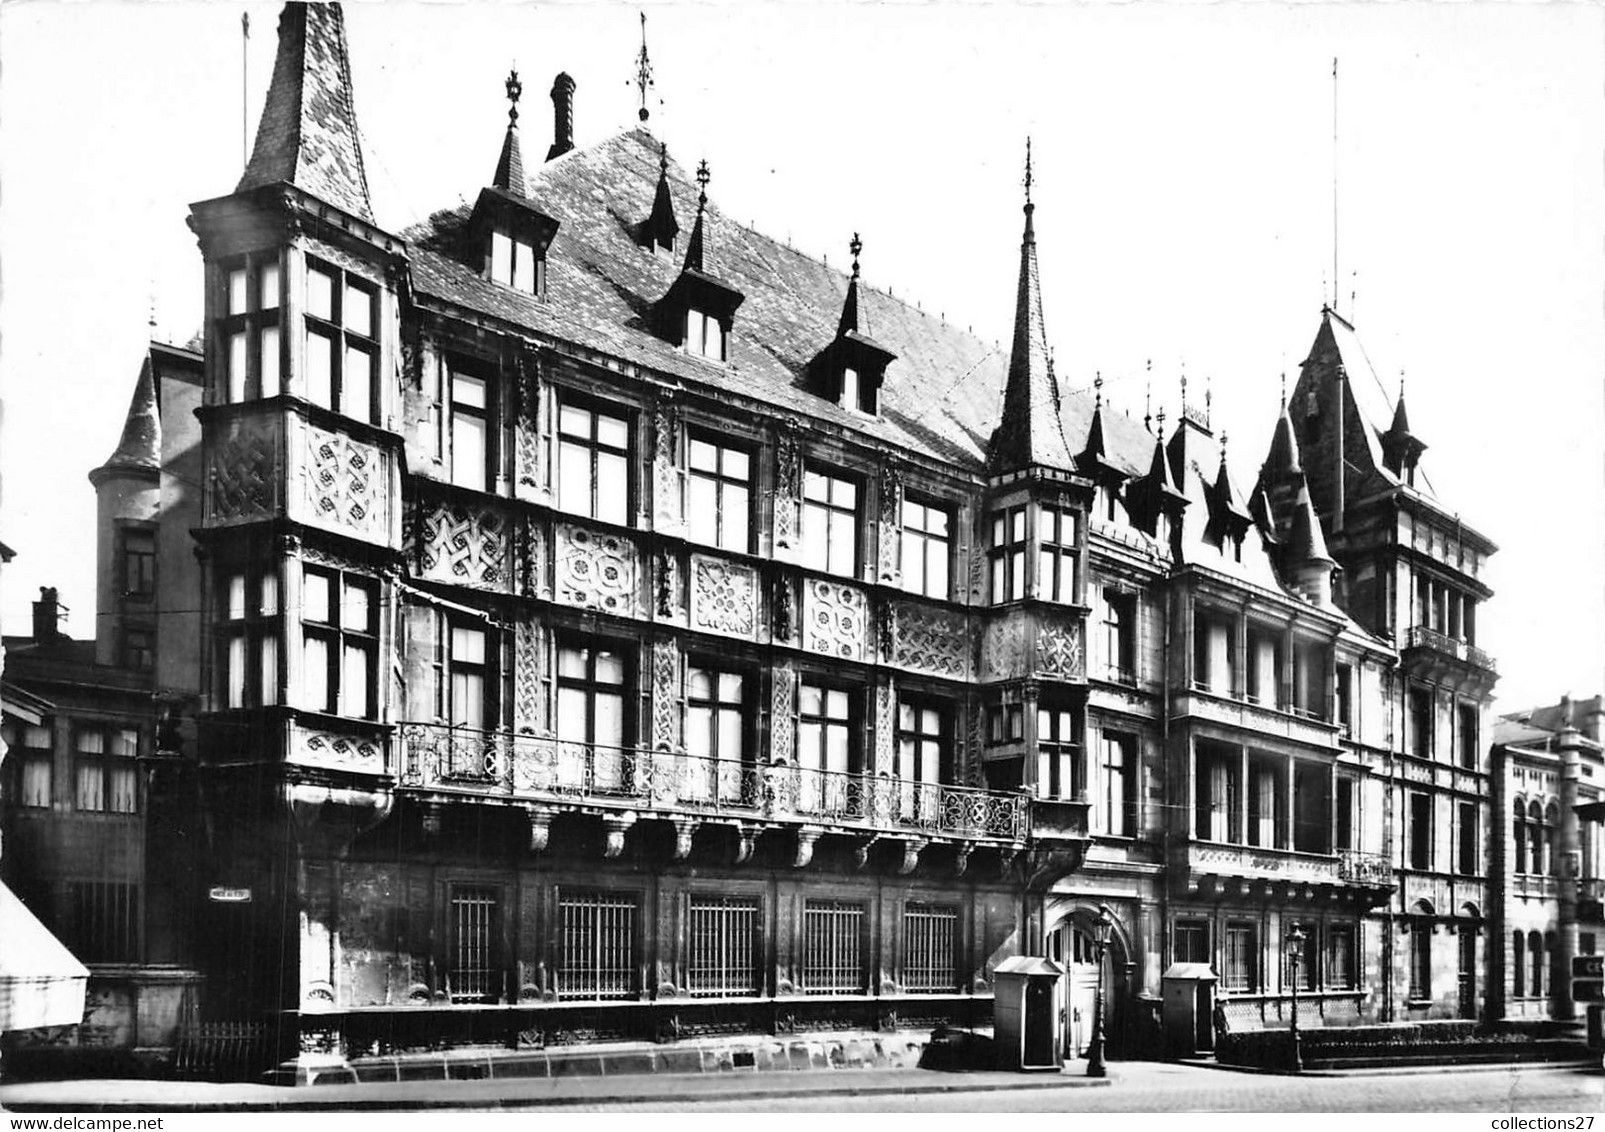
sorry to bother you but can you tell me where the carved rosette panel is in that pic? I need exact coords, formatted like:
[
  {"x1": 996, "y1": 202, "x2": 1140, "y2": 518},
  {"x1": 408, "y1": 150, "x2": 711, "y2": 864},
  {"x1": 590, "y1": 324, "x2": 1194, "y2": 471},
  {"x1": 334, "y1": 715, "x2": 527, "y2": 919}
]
[
  {"x1": 302, "y1": 425, "x2": 384, "y2": 541},
  {"x1": 1035, "y1": 619, "x2": 1085, "y2": 680},
  {"x1": 555, "y1": 525, "x2": 639, "y2": 615},
  {"x1": 651, "y1": 636, "x2": 681, "y2": 750},
  {"x1": 289, "y1": 728, "x2": 384, "y2": 774},
  {"x1": 773, "y1": 426, "x2": 801, "y2": 553},
  {"x1": 802, "y1": 579, "x2": 868, "y2": 661},
  {"x1": 652, "y1": 403, "x2": 682, "y2": 533},
  {"x1": 770, "y1": 661, "x2": 796, "y2": 764},
  {"x1": 980, "y1": 613, "x2": 1028, "y2": 682},
  {"x1": 514, "y1": 351, "x2": 541, "y2": 495},
  {"x1": 208, "y1": 417, "x2": 280, "y2": 524},
  {"x1": 893, "y1": 602, "x2": 969, "y2": 679},
  {"x1": 416, "y1": 501, "x2": 509, "y2": 591},
  {"x1": 877, "y1": 461, "x2": 903, "y2": 584},
  {"x1": 690, "y1": 556, "x2": 758, "y2": 637},
  {"x1": 514, "y1": 620, "x2": 542, "y2": 733}
]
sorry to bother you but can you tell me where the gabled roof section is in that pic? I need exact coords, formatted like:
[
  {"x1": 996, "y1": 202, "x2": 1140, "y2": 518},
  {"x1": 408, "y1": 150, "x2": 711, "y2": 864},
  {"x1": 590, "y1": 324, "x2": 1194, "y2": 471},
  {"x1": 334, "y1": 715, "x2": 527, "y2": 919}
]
[
  {"x1": 89, "y1": 352, "x2": 161, "y2": 484},
  {"x1": 237, "y1": 2, "x2": 373, "y2": 223}
]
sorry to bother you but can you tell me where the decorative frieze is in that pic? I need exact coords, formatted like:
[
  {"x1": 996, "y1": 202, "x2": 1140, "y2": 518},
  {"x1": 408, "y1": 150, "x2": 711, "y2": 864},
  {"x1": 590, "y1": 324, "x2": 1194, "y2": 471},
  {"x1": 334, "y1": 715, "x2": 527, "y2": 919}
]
[
  {"x1": 288, "y1": 727, "x2": 385, "y2": 775},
  {"x1": 415, "y1": 500, "x2": 509, "y2": 591},
  {"x1": 554, "y1": 524, "x2": 639, "y2": 615},
  {"x1": 690, "y1": 555, "x2": 759, "y2": 637},
  {"x1": 802, "y1": 578, "x2": 868, "y2": 661},
  {"x1": 208, "y1": 416, "x2": 280, "y2": 524},
  {"x1": 517, "y1": 516, "x2": 545, "y2": 599},
  {"x1": 893, "y1": 602, "x2": 969, "y2": 679},
  {"x1": 301, "y1": 424, "x2": 385, "y2": 542}
]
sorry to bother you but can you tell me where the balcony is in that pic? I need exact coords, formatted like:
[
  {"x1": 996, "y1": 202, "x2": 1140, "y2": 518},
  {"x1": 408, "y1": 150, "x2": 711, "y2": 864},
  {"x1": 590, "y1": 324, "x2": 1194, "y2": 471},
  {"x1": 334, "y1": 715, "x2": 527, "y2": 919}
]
[
  {"x1": 1174, "y1": 686, "x2": 1339, "y2": 750},
  {"x1": 1173, "y1": 842, "x2": 1393, "y2": 905},
  {"x1": 1402, "y1": 626, "x2": 1497, "y2": 689},
  {"x1": 397, "y1": 724, "x2": 1030, "y2": 844}
]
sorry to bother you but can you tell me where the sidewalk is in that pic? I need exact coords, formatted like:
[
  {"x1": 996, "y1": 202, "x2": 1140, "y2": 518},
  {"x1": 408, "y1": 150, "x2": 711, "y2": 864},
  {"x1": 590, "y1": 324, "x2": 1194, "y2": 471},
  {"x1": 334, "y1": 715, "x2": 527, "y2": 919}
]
[{"x1": 0, "y1": 1063, "x2": 1114, "y2": 1112}]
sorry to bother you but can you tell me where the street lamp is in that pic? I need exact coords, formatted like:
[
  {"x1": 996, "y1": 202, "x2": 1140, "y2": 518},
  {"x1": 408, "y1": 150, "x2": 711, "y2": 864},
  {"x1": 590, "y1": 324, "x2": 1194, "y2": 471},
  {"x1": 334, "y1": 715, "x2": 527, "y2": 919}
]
[
  {"x1": 1286, "y1": 924, "x2": 1307, "y2": 1074},
  {"x1": 1085, "y1": 903, "x2": 1117, "y2": 1078}
]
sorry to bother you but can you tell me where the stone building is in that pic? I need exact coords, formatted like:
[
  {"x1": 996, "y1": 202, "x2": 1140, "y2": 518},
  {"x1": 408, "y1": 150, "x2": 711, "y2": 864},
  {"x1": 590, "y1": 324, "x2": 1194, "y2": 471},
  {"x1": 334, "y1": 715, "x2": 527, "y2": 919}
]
[{"x1": 2, "y1": 1, "x2": 1503, "y2": 1078}]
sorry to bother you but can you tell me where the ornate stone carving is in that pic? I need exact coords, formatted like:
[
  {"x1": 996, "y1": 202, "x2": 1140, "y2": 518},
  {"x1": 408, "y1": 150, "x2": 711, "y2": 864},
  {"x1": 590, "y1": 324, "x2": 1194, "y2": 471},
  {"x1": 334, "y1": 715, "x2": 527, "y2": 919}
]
[
  {"x1": 525, "y1": 805, "x2": 554, "y2": 853},
  {"x1": 690, "y1": 556, "x2": 758, "y2": 637},
  {"x1": 671, "y1": 817, "x2": 699, "y2": 860},
  {"x1": 655, "y1": 548, "x2": 678, "y2": 617},
  {"x1": 514, "y1": 351, "x2": 541, "y2": 493},
  {"x1": 517, "y1": 517, "x2": 544, "y2": 598},
  {"x1": 966, "y1": 704, "x2": 986, "y2": 788},
  {"x1": 555, "y1": 525, "x2": 638, "y2": 614},
  {"x1": 209, "y1": 418, "x2": 278, "y2": 522},
  {"x1": 601, "y1": 812, "x2": 636, "y2": 859},
  {"x1": 303, "y1": 425, "x2": 383, "y2": 540},
  {"x1": 874, "y1": 680, "x2": 896, "y2": 775},
  {"x1": 770, "y1": 662, "x2": 796, "y2": 764},
  {"x1": 794, "y1": 828, "x2": 821, "y2": 869},
  {"x1": 967, "y1": 535, "x2": 986, "y2": 604},
  {"x1": 877, "y1": 602, "x2": 896, "y2": 660},
  {"x1": 893, "y1": 602, "x2": 969, "y2": 678},
  {"x1": 651, "y1": 636, "x2": 680, "y2": 750},
  {"x1": 955, "y1": 843, "x2": 972, "y2": 876},
  {"x1": 1036, "y1": 620, "x2": 1085, "y2": 679},
  {"x1": 980, "y1": 614, "x2": 1028, "y2": 680},
  {"x1": 773, "y1": 574, "x2": 794, "y2": 641},
  {"x1": 514, "y1": 620, "x2": 541, "y2": 734},
  {"x1": 416, "y1": 500, "x2": 509, "y2": 590},
  {"x1": 898, "y1": 838, "x2": 928, "y2": 876},
  {"x1": 734, "y1": 823, "x2": 759, "y2": 865},
  {"x1": 652, "y1": 401, "x2": 681, "y2": 532},
  {"x1": 855, "y1": 835, "x2": 881, "y2": 870},
  {"x1": 291, "y1": 730, "x2": 384, "y2": 773},
  {"x1": 773, "y1": 423, "x2": 801, "y2": 552},
  {"x1": 877, "y1": 457, "x2": 903, "y2": 584},
  {"x1": 802, "y1": 579, "x2": 868, "y2": 661}
]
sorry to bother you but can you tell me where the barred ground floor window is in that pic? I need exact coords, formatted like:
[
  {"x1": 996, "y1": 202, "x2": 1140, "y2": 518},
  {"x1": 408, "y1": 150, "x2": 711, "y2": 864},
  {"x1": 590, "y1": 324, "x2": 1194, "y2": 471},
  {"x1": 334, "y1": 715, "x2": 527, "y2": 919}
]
[
  {"x1": 902, "y1": 903, "x2": 958, "y2": 993},
  {"x1": 803, "y1": 900, "x2": 864, "y2": 994},
  {"x1": 67, "y1": 880, "x2": 139, "y2": 964},
  {"x1": 449, "y1": 885, "x2": 501, "y2": 1001},
  {"x1": 558, "y1": 888, "x2": 638, "y2": 1000},
  {"x1": 686, "y1": 894, "x2": 761, "y2": 997}
]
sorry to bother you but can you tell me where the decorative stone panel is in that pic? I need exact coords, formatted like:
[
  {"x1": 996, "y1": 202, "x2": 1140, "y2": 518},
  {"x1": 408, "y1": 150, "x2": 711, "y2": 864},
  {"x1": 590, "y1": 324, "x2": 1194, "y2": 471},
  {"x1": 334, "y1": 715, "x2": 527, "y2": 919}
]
[
  {"x1": 877, "y1": 459, "x2": 903, "y2": 585},
  {"x1": 979, "y1": 612, "x2": 1028, "y2": 682},
  {"x1": 555, "y1": 524, "x2": 639, "y2": 615},
  {"x1": 207, "y1": 416, "x2": 280, "y2": 524},
  {"x1": 513, "y1": 620, "x2": 542, "y2": 734},
  {"x1": 802, "y1": 578, "x2": 868, "y2": 661},
  {"x1": 651, "y1": 635, "x2": 681, "y2": 750},
  {"x1": 770, "y1": 660, "x2": 796, "y2": 764},
  {"x1": 874, "y1": 679, "x2": 896, "y2": 775},
  {"x1": 652, "y1": 402, "x2": 682, "y2": 534},
  {"x1": 1035, "y1": 619, "x2": 1085, "y2": 681},
  {"x1": 514, "y1": 350, "x2": 541, "y2": 497},
  {"x1": 517, "y1": 516, "x2": 546, "y2": 599},
  {"x1": 773, "y1": 424, "x2": 801, "y2": 554},
  {"x1": 288, "y1": 726, "x2": 384, "y2": 775},
  {"x1": 299, "y1": 423, "x2": 385, "y2": 542},
  {"x1": 415, "y1": 500, "x2": 510, "y2": 591},
  {"x1": 690, "y1": 555, "x2": 758, "y2": 637},
  {"x1": 893, "y1": 602, "x2": 969, "y2": 679}
]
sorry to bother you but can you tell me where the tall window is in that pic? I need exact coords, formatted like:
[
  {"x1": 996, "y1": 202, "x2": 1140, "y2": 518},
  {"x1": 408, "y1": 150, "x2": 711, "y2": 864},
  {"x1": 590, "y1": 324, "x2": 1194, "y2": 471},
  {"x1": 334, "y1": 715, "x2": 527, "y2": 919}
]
[
  {"x1": 1528, "y1": 930, "x2": 1544, "y2": 998},
  {"x1": 1409, "y1": 792, "x2": 1433, "y2": 870},
  {"x1": 900, "y1": 498, "x2": 951, "y2": 599},
  {"x1": 896, "y1": 697, "x2": 949, "y2": 821},
  {"x1": 1327, "y1": 926, "x2": 1356, "y2": 989},
  {"x1": 557, "y1": 641, "x2": 631, "y2": 790},
  {"x1": 687, "y1": 437, "x2": 751, "y2": 552},
  {"x1": 1247, "y1": 759, "x2": 1282, "y2": 848},
  {"x1": 557, "y1": 397, "x2": 630, "y2": 524},
  {"x1": 219, "y1": 254, "x2": 281, "y2": 402},
  {"x1": 1195, "y1": 744, "x2": 1241, "y2": 843},
  {"x1": 123, "y1": 628, "x2": 154, "y2": 672},
  {"x1": 439, "y1": 620, "x2": 491, "y2": 732},
  {"x1": 1513, "y1": 799, "x2": 1529, "y2": 873},
  {"x1": 686, "y1": 894, "x2": 761, "y2": 997},
  {"x1": 66, "y1": 881, "x2": 139, "y2": 964},
  {"x1": 1247, "y1": 624, "x2": 1283, "y2": 707},
  {"x1": 1457, "y1": 801, "x2": 1478, "y2": 877},
  {"x1": 7, "y1": 724, "x2": 52, "y2": 808},
  {"x1": 1036, "y1": 703, "x2": 1081, "y2": 800},
  {"x1": 1335, "y1": 664, "x2": 1354, "y2": 734},
  {"x1": 988, "y1": 506, "x2": 1027, "y2": 603},
  {"x1": 802, "y1": 900, "x2": 864, "y2": 994},
  {"x1": 448, "y1": 886, "x2": 500, "y2": 1002},
  {"x1": 220, "y1": 568, "x2": 279, "y2": 708},
  {"x1": 1335, "y1": 777, "x2": 1355, "y2": 851},
  {"x1": 902, "y1": 903, "x2": 959, "y2": 993},
  {"x1": 801, "y1": 468, "x2": 859, "y2": 576},
  {"x1": 1174, "y1": 919, "x2": 1209, "y2": 964},
  {"x1": 121, "y1": 529, "x2": 156, "y2": 600},
  {"x1": 798, "y1": 682, "x2": 856, "y2": 814},
  {"x1": 1529, "y1": 801, "x2": 1546, "y2": 876},
  {"x1": 686, "y1": 665, "x2": 749, "y2": 802},
  {"x1": 1099, "y1": 732, "x2": 1135, "y2": 837},
  {"x1": 448, "y1": 367, "x2": 491, "y2": 491},
  {"x1": 73, "y1": 728, "x2": 139, "y2": 814},
  {"x1": 1102, "y1": 589, "x2": 1136, "y2": 683},
  {"x1": 557, "y1": 888, "x2": 637, "y2": 1000},
  {"x1": 685, "y1": 308, "x2": 725, "y2": 361},
  {"x1": 304, "y1": 260, "x2": 378, "y2": 424},
  {"x1": 302, "y1": 568, "x2": 378, "y2": 719},
  {"x1": 1224, "y1": 922, "x2": 1258, "y2": 991},
  {"x1": 1409, "y1": 686, "x2": 1434, "y2": 758},
  {"x1": 1512, "y1": 930, "x2": 1526, "y2": 998},
  {"x1": 1036, "y1": 503, "x2": 1079, "y2": 603},
  {"x1": 489, "y1": 229, "x2": 545, "y2": 295},
  {"x1": 1457, "y1": 703, "x2": 1479, "y2": 769},
  {"x1": 1193, "y1": 609, "x2": 1235, "y2": 695}
]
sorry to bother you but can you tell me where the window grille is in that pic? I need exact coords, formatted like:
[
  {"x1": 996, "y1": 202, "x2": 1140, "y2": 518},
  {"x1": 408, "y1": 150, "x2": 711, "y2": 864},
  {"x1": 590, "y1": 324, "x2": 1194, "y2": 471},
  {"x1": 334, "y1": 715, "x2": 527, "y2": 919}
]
[
  {"x1": 449, "y1": 886, "x2": 499, "y2": 1001},
  {"x1": 686, "y1": 895, "x2": 761, "y2": 997},
  {"x1": 803, "y1": 900, "x2": 864, "y2": 994},
  {"x1": 68, "y1": 881, "x2": 138, "y2": 964},
  {"x1": 558, "y1": 889, "x2": 637, "y2": 1000},
  {"x1": 902, "y1": 903, "x2": 958, "y2": 993}
]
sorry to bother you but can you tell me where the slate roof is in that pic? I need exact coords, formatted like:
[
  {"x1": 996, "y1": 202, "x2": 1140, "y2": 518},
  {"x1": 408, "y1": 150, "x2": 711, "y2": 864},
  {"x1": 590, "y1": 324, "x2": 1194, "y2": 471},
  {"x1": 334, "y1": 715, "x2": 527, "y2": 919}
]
[
  {"x1": 93, "y1": 353, "x2": 162, "y2": 479},
  {"x1": 406, "y1": 128, "x2": 1174, "y2": 481}
]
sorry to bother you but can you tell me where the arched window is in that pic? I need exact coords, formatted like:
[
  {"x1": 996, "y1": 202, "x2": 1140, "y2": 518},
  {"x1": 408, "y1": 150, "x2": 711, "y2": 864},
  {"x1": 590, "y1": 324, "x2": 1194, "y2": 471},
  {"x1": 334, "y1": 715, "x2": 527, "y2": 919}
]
[
  {"x1": 1512, "y1": 930, "x2": 1526, "y2": 998},
  {"x1": 1529, "y1": 802, "x2": 1546, "y2": 876},
  {"x1": 1544, "y1": 930, "x2": 1558, "y2": 999},
  {"x1": 1546, "y1": 804, "x2": 1561, "y2": 876},
  {"x1": 1514, "y1": 799, "x2": 1528, "y2": 873},
  {"x1": 1528, "y1": 930, "x2": 1543, "y2": 998}
]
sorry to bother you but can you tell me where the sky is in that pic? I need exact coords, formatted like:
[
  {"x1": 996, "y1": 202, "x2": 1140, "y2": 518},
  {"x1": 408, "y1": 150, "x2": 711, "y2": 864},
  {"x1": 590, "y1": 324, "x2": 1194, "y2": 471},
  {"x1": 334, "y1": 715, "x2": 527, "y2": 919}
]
[{"x1": 0, "y1": 0, "x2": 1601, "y2": 713}]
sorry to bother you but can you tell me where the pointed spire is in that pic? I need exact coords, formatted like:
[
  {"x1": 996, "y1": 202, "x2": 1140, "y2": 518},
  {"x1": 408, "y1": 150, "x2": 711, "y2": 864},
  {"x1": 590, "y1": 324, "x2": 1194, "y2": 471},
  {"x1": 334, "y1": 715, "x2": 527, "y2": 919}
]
[
  {"x1": 92, "y1": 355, "x2": 161, "y2": 482},
  {"x1": 1289, "y1": 482, "x2": 1334, "y2": 565},
  {"x1": 492, "y1": 68, "x2": 527, "y2": 196},
  {"x1": 642, "y1": 141, "x2": 680, "y2": 252},
  {"x1": 1389, "y1": 368, "x2": 1412, "y2": 436},
  {"x1": 837, "y1": 232, "x2": 866, "y2": 337},
  {"x1": 1266, "y1": 383, "x2": 1303, "y2": 476},
  {"x1": 682, "y1": 159, "x2": 711, "y2": 274},
  {"x1": 1079, "y1": 372, "x2": 1109, "y2": 465},
  {"x1": 988, "y1": 137, "x2": 1071, "y2": 473},
  {"x1": 1211, "y1": 431, "x2": 1253, "y2": 525},
  {"x1": 237, "y1": 2, "x2": 372, "y2": 222}
]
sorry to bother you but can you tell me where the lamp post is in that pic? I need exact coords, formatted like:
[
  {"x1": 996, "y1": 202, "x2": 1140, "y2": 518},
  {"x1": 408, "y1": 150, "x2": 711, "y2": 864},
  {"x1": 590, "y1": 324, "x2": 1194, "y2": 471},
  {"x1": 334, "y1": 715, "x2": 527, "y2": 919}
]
[
  {"x1": 1085, "y1": 903, "x2": 1116, "y2": 1078},
  {"x1": 1286, "y1": 924, "x2": 1306, "y2": 1074}
]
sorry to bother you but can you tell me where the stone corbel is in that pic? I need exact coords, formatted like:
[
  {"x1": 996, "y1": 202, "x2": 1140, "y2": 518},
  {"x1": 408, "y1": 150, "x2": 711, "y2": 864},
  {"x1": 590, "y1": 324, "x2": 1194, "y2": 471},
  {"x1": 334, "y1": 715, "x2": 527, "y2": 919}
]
[
  {"x1": 855, "y1": 835, "x2": 882, "y2": 870},
  {"x1": 954, "y1": 843, "x2": 973, "y2": 877},
  {"x1": 734, "y1": 823, "x2": 760, "y2": 865},
  {"x1": 998, "y1": 848, "x2": 1020, "y2": 880},
  {"x1": 794, "y1": 828, "x2": 822, "y2": 869},
  {"x1": 671, "y1": 817, "x2": 700, "y2": 860},
  {"x1": 897, "y1": 838, "x2": 929, "y2": 876},
  {"x1": 525, "y1": 805, "x2": 554, "y2": 853},
  {"x1": 420, "y1": 801, "x2": 444, "y2": 841},
  {"x1": 602, "y1": 812, "x2": 637, "y2": 859}
]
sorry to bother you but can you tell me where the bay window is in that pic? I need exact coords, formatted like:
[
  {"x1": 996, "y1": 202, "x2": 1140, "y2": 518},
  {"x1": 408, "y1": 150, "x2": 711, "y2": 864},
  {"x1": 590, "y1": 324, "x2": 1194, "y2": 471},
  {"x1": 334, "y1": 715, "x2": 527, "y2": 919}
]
[
  {"x1": 301, "y1": 567, "x2": 378, "y2": 719},
  {"x1": 73, "y1": 728, "x2": 139, "y2": 815},
  {"x1": 988, "y1": 505, "x2": 1027, "y2": 603},
  {"x1": 220, "y1": 567, "x2": 280, "y2": 708},
  {"x1": 304, "y1": 259, "x2": 379, "y2": 424},
  {"x1": 1036, "y1": 503, "x2": 1079, "y2": 603},
  {"x1": 219, "y1": 254, "x2": 281, "y2": 402}
]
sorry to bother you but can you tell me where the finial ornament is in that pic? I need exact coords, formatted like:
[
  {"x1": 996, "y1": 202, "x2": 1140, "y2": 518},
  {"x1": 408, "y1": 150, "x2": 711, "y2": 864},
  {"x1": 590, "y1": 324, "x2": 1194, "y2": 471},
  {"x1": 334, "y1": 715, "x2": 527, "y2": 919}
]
[
  {"x1": 634, "y1": 11, "x2": 655, "y2": 123},
  {"x1": 1156, "y1": 408, "x2": 1167, "y2": 442},
  {"x1": 695, "y1": 158, "x2": 710, "y2": 207},
  {"x1": 1205, "y1": 375, "x2": 1213, "y2": 429},
  {"x1": 1144, "y1": 363, "x2": 1153, "y2": 431},
  {"x1": 1399, "y1": 367, "x2": 1406, "y2": 400},
  {"x1": 1221, "y1": 430, "x2": 1229, "y2": 462},
  {"x1": 1094, "y1": 371, "x2": 1103, "y2": 411},
  {"x1": 1280, "y1": 371, "x2": 1287, "y2": 406},
  {"x1": 850, "y1": 232, "x2": 862, "y2": 279},
  {"x1": 660, "y1": 141, "x2": 669, "y2": 175},
  {"x1": 505, "y1": 69, "x2": 523, "y2": 125}
]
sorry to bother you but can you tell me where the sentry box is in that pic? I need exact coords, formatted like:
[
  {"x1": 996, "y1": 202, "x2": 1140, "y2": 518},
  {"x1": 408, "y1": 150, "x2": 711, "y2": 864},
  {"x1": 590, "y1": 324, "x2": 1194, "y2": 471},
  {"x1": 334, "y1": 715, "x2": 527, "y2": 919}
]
[{"x1": 993, "y1": 955, "x2": 1068, "y2": 1071}]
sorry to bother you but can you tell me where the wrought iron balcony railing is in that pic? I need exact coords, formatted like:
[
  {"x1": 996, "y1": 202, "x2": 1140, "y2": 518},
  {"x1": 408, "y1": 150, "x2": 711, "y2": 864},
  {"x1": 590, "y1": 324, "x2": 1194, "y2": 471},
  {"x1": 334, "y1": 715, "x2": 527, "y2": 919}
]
[
  {"x1": 1335, "y1": 848, "x2": 1394, "y2": 885},
  {"x1": 1404, "y1": 626, "x2": 1497, "y2": 673},
  {"x1": 397, "y1": 724, "x2": 1029, "y2": 842}
]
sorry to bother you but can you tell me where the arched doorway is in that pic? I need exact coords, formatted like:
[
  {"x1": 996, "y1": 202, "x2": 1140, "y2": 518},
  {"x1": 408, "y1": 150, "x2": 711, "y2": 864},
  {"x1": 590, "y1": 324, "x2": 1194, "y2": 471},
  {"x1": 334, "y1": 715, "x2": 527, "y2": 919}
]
[{"x1": 1045, "y1": 905, "x2": 1131, "y2": 1058}]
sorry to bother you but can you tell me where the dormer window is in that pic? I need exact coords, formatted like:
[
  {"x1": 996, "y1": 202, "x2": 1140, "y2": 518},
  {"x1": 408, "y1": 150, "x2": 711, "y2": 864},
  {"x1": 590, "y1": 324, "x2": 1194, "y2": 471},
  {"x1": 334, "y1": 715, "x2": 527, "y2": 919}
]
[
  {"x1": 841, "y1": 367, "x2": 862, "y2": 412},
  {"x1": 490, "y1": 230, "x2": 545, "y2": 295},
  {"x1": 686, "y1": 308, "x2": 725, "y2": 362},
  {"x1": 467, "y1": 187, "x2": 559, "y2": 301},
  {"x1": 655, "y1": 161, "x2": 744, "y2": 363},
  {"x1": 813, "y1": 234, "x2": 895, "y2": 416}
]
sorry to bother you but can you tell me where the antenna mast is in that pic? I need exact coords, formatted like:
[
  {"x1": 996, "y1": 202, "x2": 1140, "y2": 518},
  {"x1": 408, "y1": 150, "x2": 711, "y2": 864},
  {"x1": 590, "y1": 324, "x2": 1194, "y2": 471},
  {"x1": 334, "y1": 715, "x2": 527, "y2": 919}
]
[{"x1": 1332, "y1": 56, "x2": 1339, "y2": 313}]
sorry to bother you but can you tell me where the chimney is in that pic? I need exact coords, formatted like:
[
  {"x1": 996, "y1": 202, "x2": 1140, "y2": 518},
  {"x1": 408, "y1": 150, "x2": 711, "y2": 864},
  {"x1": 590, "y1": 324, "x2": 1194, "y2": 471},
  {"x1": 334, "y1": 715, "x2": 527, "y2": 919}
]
[
  {"x1": 547, "y1": 72, "x2": 576, "y2": 161},
  {"x1": 32, "y1": 586, "x2": 64, "y2": 641}
]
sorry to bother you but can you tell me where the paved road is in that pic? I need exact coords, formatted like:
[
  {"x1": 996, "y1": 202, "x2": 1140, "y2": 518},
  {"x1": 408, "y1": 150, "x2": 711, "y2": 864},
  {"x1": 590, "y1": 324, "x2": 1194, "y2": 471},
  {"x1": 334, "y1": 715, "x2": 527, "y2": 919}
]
[{"x1": 563, "y1": 1063, "x2": 1605, "y2": 1113}]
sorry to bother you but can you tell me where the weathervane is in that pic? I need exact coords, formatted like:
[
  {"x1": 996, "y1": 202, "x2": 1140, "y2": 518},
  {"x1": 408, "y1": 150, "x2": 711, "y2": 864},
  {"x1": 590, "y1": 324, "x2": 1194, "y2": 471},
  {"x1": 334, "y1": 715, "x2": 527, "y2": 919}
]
[
  {"x1": 1023, "y1": 136, "x2": 1033, "y2": 205},
  {"x1": 505, "y1": 68, "x2": 523, "y2": 127},
  {"x1": 634, "y1": 12, "x2": 654, "y2": 123}
]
